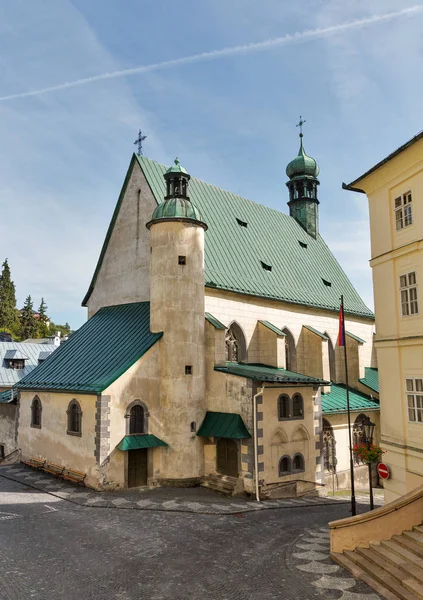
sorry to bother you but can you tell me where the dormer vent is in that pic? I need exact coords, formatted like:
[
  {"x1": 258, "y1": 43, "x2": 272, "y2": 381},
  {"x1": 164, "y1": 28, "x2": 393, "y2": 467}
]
[
  {"x1": 322, "y1": 279, "x2": 332, "y2": 287},
  {"x1": 236, "y1": 218, "x2": 248, "y2": 228},
  {"x1": 298, "y1": 241, "x2": 308, "y2": 248},
  {"x1": 261, "y1": 261, "x2": 272, "y2": 272}
]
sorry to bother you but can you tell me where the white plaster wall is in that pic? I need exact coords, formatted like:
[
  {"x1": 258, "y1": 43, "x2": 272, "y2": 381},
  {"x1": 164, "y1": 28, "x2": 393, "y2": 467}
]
[
  {"x1": 205, "y1": 288, "x2": 375, "y2": 382},
  {"x1": 87, "y1": 161, "x2": 156, "y2": 318}
]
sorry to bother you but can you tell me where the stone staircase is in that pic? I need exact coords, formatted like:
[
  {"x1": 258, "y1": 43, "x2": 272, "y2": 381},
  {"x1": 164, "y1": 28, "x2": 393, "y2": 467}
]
[
  {"x1": 332, "y1": 524, "x2": 423, "y2": 599},
  {"x1": 201, "y1": 473, "x2": 242, "y2": 496}
]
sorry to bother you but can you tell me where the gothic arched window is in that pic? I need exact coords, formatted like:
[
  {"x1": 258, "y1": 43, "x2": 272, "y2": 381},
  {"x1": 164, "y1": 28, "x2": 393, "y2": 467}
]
[
  {"x1": 282, "y1": 328, "x2": 297, "y2": 372},
  {"x1": 31, "y1": 396, "x2": 42, "y2": 429},
  {"x1": 130, "y1": 405, "x2": 145, "y2": 435},
  {"x1": 67, "y1": 400, "x2": 82, "y2": 436}
]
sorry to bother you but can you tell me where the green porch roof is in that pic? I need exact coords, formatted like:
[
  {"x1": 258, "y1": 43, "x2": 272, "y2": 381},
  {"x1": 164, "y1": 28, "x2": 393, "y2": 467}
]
[
  {"x1": 82, "y1": 155, "x2": 374, "y2": 319},
  {"x1": 117, "y1": 434, "x2": 168, "y2": 451},
  {"x1": 215, "y1": 362, "x2": 327, "y2": 385},
  {"x1": 359, "y1": 367, "x2": 379, "y2": 394},
  {"x1": 0, "y1": 388, "x2": 18, "y2": 403},
  {"x1": 16, "y1": 302, "x2": 162, "y2": 394},
  {"x1": 322, "y1": 384, "x2": 380, "y2": 414},
  {"x1": 205, "y1": 312, "x2": 226, "y2": 330},
  {"x1": 259, "y1": 321, "x2": 285, "y2": 336},
  {"x1": 197, "y1": 411, "x2": 251, "y2": 439}
]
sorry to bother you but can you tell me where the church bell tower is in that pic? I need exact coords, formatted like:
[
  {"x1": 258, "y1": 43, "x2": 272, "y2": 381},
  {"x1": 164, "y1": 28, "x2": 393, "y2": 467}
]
[
  {"x1": 286, "y1": 118, "x2": 320, "y2": 239},
  {"x1": 147, "y1": 158, "x2": 207, "y2": 486}
]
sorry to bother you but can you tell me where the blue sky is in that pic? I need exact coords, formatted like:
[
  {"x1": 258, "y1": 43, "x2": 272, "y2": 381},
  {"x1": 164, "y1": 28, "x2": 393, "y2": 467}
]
[{"x1": 1, "y1": 0, "x2": 422, "y2": 329}]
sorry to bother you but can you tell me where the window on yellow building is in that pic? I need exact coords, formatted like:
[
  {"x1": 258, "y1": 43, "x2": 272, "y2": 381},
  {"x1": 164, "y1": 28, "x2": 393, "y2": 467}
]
[
  {"x1": 400, "y1": 272, "x2": 418, "y2": 316},
  {"x1": 395, "y1": 192, "x2": 413, "y2": 230},
  {"x1": 406, "y1": 378, "x2": 423, "y2": 423}
]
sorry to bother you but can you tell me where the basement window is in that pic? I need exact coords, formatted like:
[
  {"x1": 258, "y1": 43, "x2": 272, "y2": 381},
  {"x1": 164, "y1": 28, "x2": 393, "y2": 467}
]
[
  {"x1": 185, "y1": 366, "x2": 192, "y2": 375},
  {"x1": 178, "y1": 256, "x2": 186, "y2": 265},
  {"x1": 261, "y1": 261, "x2": 272, "y2": 272},
  {"x1": 322, "y1": 279, "x2": 332, "y2": 287},
  {"x1": 298, "y1": 241, "x2": 308, "y2": 249},
  {"x1": 236, "y1": 218, "x2": 248, "y2": 228}
]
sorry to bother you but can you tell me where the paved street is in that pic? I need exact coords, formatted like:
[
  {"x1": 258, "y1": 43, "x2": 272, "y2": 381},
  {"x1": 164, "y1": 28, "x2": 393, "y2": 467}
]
[{"x1": 0, "y1": 472, "x2": 380, "y2": 600}]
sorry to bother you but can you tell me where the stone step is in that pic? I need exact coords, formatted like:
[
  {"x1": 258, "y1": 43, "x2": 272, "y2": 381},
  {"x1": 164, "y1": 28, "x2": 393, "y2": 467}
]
[
  {"x1": 414, "y1": 525, "x2": 423, "y2": 535},
  {"x1": 367, "y1": 543, "x2": 423, "y2": 585},
  {"x1": 403, "y1": 530, "x2": 423, "y2": 549},
  {"x1": 343, "y1": 549, "x2": 419, "y2": 600},
  {"x1": 382, "y1": 539, "x2": 423, "y2": 571},
  {"x1": 393, "y1": 535, "x2": 423, "y2": 559},
  {"x1": 330, "y1": 551, "x2": 402, "y2": 600},
  {"x1": 201, "y1": 474, "x2": 238, "y2": 496}
]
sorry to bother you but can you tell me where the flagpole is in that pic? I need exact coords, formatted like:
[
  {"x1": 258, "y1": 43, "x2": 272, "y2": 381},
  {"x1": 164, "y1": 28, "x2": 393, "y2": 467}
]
[{"x1": 341, "y1": 294, "x2": 356, "y2": 516}]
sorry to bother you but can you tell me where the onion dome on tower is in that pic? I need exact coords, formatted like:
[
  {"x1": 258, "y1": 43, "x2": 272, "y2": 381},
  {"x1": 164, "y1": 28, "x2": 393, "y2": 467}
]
[
  {"x1": 146, "y1": 158, "x2": 207, "y2": 230},
  {"x1": 286, "y1": 118, "x2": 320, "y2": 239}
]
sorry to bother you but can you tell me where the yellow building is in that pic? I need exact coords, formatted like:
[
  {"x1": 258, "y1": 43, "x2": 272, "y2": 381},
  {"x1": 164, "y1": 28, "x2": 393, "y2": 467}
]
[{"x1": 344, "y1": 130, "x2": 423, "y2": 502}]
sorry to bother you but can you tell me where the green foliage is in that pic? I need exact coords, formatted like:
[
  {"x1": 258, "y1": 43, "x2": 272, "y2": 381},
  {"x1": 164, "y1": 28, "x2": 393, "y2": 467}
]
[
  {"x1": 0, "y1": 259, "x2": 18, "y2": 330},
  {"x1": 20, "y1": 295, "x2": 38, "y2": 340},
  {"x1": 48, "y1": 321, "x2": 71, "y2": 338},
  {"x1": 37, "y1": 297, "x2": 50, "y2": 338}
]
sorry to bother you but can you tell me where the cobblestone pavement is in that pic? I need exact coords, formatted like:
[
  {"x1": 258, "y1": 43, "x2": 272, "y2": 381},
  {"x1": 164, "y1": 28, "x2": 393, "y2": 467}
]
[
  {"x1": 0, "y1": 465, "x2": 382, "y2": 515},
  {"x1": 0, "y1": 475, "x2": 380, "y2": 600}
]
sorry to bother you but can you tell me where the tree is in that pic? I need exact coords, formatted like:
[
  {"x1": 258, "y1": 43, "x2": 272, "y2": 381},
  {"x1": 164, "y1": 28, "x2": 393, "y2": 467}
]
[
  {"x1": 49, "y1": 321, "x2": 71, "y2": 337},
  {"x1": 37, "y1": 298, "x2": 50, "y2": 338},
  {"x1": 20, "y1": 295, "x2": 38, "y2": 340},
  {"x1": 0, "y1": 259, "x2": 17, "y2": 330}
]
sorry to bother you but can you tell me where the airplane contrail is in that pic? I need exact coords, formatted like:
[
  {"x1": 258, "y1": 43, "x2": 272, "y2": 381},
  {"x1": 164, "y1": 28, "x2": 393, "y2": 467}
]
[{"x1": 0, "y1": 6, "x2": 421, "y2": 102}]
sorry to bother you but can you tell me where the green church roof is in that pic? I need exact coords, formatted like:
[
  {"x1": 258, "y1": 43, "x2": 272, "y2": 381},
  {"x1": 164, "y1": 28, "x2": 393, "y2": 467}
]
[
  {"x1": 16, "y1": 302, "x2": 162, "y2": 394},
  {"x1": 215, "y1": 362, "x2": 327, "y2": 385},
  {"x1": 165, "y1": 157, "x2": 188, "y2": 175},
  {"x1": 82, "y1": 155, "x2": 373, "y2": 319},
  {"x1": 359, "y1": 367, "x2": 379, "y2": 394},
  {"x1": 322, "y1": 384, "x2": 379, "y2": 414}
]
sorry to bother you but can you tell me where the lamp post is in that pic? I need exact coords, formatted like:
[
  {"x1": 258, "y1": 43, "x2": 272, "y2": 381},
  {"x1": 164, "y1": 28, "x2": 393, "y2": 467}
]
[{"x1": 362, "y1": 416, "x2": 376, "y2": 511}]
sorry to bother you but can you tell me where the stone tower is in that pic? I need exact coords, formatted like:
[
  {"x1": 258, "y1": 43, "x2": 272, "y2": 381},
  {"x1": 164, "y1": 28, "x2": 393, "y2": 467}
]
[
  {"x1": 146, "y1": 158, "x2": 207, "y2": 486},
  {"x1": 286, "y1": 130, "x2": 320, "y2": 238}
]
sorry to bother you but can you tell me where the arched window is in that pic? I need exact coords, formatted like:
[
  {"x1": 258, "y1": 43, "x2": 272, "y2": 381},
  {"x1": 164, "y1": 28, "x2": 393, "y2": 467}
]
[
  {"x1": 225, "y1": 323, "x2": 247, "y2": 363},
  {"x1": 326, "y1": 334, "x2": 336, "y2": 382},
  {"x1": 353, "y1": 413, "x2": 367, "y2": 446},
  {"x1": 282, "y1": 328, "x2": 297, "y2": 372},
  {"x1": 278, "y1": 394, "x2": 290, "y2": 420},
  {"x1": 293, "y1": 453, "x2": 305, "y2": 472},
  {"x1": 323, "y1": 418, "x2": 336, "y2": 472},
  {"x1": 129, "y1": 405, "x2": 144, "y2": 434},
  {"x1": 279, "y1": 455, "x2": 291, "y2": 476},
  {"x1": 67, "y1": 400, "x2": 82, "y2": 436},
  {"x1": 292, "y1": 394, "x2": 304, "y2": 418},
  {"x1": 31, "y1": 396, "x2": 42, "y2": 428}
]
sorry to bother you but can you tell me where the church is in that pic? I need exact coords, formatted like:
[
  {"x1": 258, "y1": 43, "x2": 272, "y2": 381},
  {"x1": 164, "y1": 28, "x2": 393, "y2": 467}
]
[{"x1": 14, "y1": 129, "x2": 379, "y2": 495}]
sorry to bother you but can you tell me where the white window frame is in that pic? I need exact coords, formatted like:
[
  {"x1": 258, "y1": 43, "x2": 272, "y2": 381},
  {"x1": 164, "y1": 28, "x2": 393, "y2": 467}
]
[
  {"x1": 395, "y1": 192, "x2": 413, "y2": 231},
  {"x1": 400, "y1": 271, "x2": 418, "y2": 316},
  {"x1": 406, "y1": 378, "x2": 423, "y2": 423}
]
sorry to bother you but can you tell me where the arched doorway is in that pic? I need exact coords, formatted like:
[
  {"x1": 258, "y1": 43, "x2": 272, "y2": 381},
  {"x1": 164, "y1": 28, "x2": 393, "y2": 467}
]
[{"x1": 216, "y1": 439, "x2": 239, "y2": 477}]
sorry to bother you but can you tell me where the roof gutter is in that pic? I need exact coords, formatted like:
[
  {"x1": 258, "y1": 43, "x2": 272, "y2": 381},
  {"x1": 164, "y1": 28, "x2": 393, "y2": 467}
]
[{"x1": 342, "y1": 182, "x2": 366, "y2": 194}]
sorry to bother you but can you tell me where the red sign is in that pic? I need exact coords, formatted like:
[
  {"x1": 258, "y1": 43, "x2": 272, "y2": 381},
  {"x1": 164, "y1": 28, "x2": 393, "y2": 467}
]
[{"x1": 378, "y1": 463, "x2": 390, "y2": 480}]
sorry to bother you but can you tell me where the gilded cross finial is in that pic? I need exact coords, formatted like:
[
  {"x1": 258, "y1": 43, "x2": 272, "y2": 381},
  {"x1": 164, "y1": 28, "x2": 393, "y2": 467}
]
[
  {"x1": 296, "y1": 116, "x2": 306, "y2": 138},
  {"x1": 134, "y1": 129, "x2": 147, "y2": 155}
]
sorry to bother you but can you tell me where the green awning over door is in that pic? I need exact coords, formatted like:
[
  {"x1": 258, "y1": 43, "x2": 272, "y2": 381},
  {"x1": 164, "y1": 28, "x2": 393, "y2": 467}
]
[
  {"x1": 196, "y1": 411, "x2": 251, "y2": 439},
  {"x1": 117, "y1": 434, "x2": 168, "y2": 451}
]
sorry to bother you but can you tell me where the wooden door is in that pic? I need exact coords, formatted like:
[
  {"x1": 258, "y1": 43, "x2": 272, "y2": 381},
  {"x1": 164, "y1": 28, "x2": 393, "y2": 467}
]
[
  {"x1": 127, "y1": 449, "x2": 148, "y2": 487},
  {"x1": 216, "y1": 439, "x2": 238, "y2": 477}
]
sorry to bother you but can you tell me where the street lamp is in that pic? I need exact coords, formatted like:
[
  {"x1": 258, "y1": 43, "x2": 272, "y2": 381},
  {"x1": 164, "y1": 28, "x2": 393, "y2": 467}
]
[{"x1": 361, "y1": 415, "x2": 376, "y2": 510}]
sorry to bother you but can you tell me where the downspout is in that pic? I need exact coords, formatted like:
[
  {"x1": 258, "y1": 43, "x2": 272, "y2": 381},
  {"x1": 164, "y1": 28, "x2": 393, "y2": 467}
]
[{"x1": 253, "y1": 385, "x2": 265, "y2": 502}]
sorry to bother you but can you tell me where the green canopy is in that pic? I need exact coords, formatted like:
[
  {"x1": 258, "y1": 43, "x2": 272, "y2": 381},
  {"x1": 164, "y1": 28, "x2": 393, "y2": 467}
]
[
  {"x1": 197, "y1": 411, "x2": 251, "y2": 439},
  {"x1": 117, "y1": 434, "x2": 168, "y2": 451}
]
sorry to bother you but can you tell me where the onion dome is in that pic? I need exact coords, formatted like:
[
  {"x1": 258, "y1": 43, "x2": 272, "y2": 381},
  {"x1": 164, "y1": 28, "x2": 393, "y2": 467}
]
[
  {"x1": 146, "y1": 158, "x2": 207, "y2": 230},
  {"x1": 286, "y1": 137, "x2": 319, "y2": 179}
]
